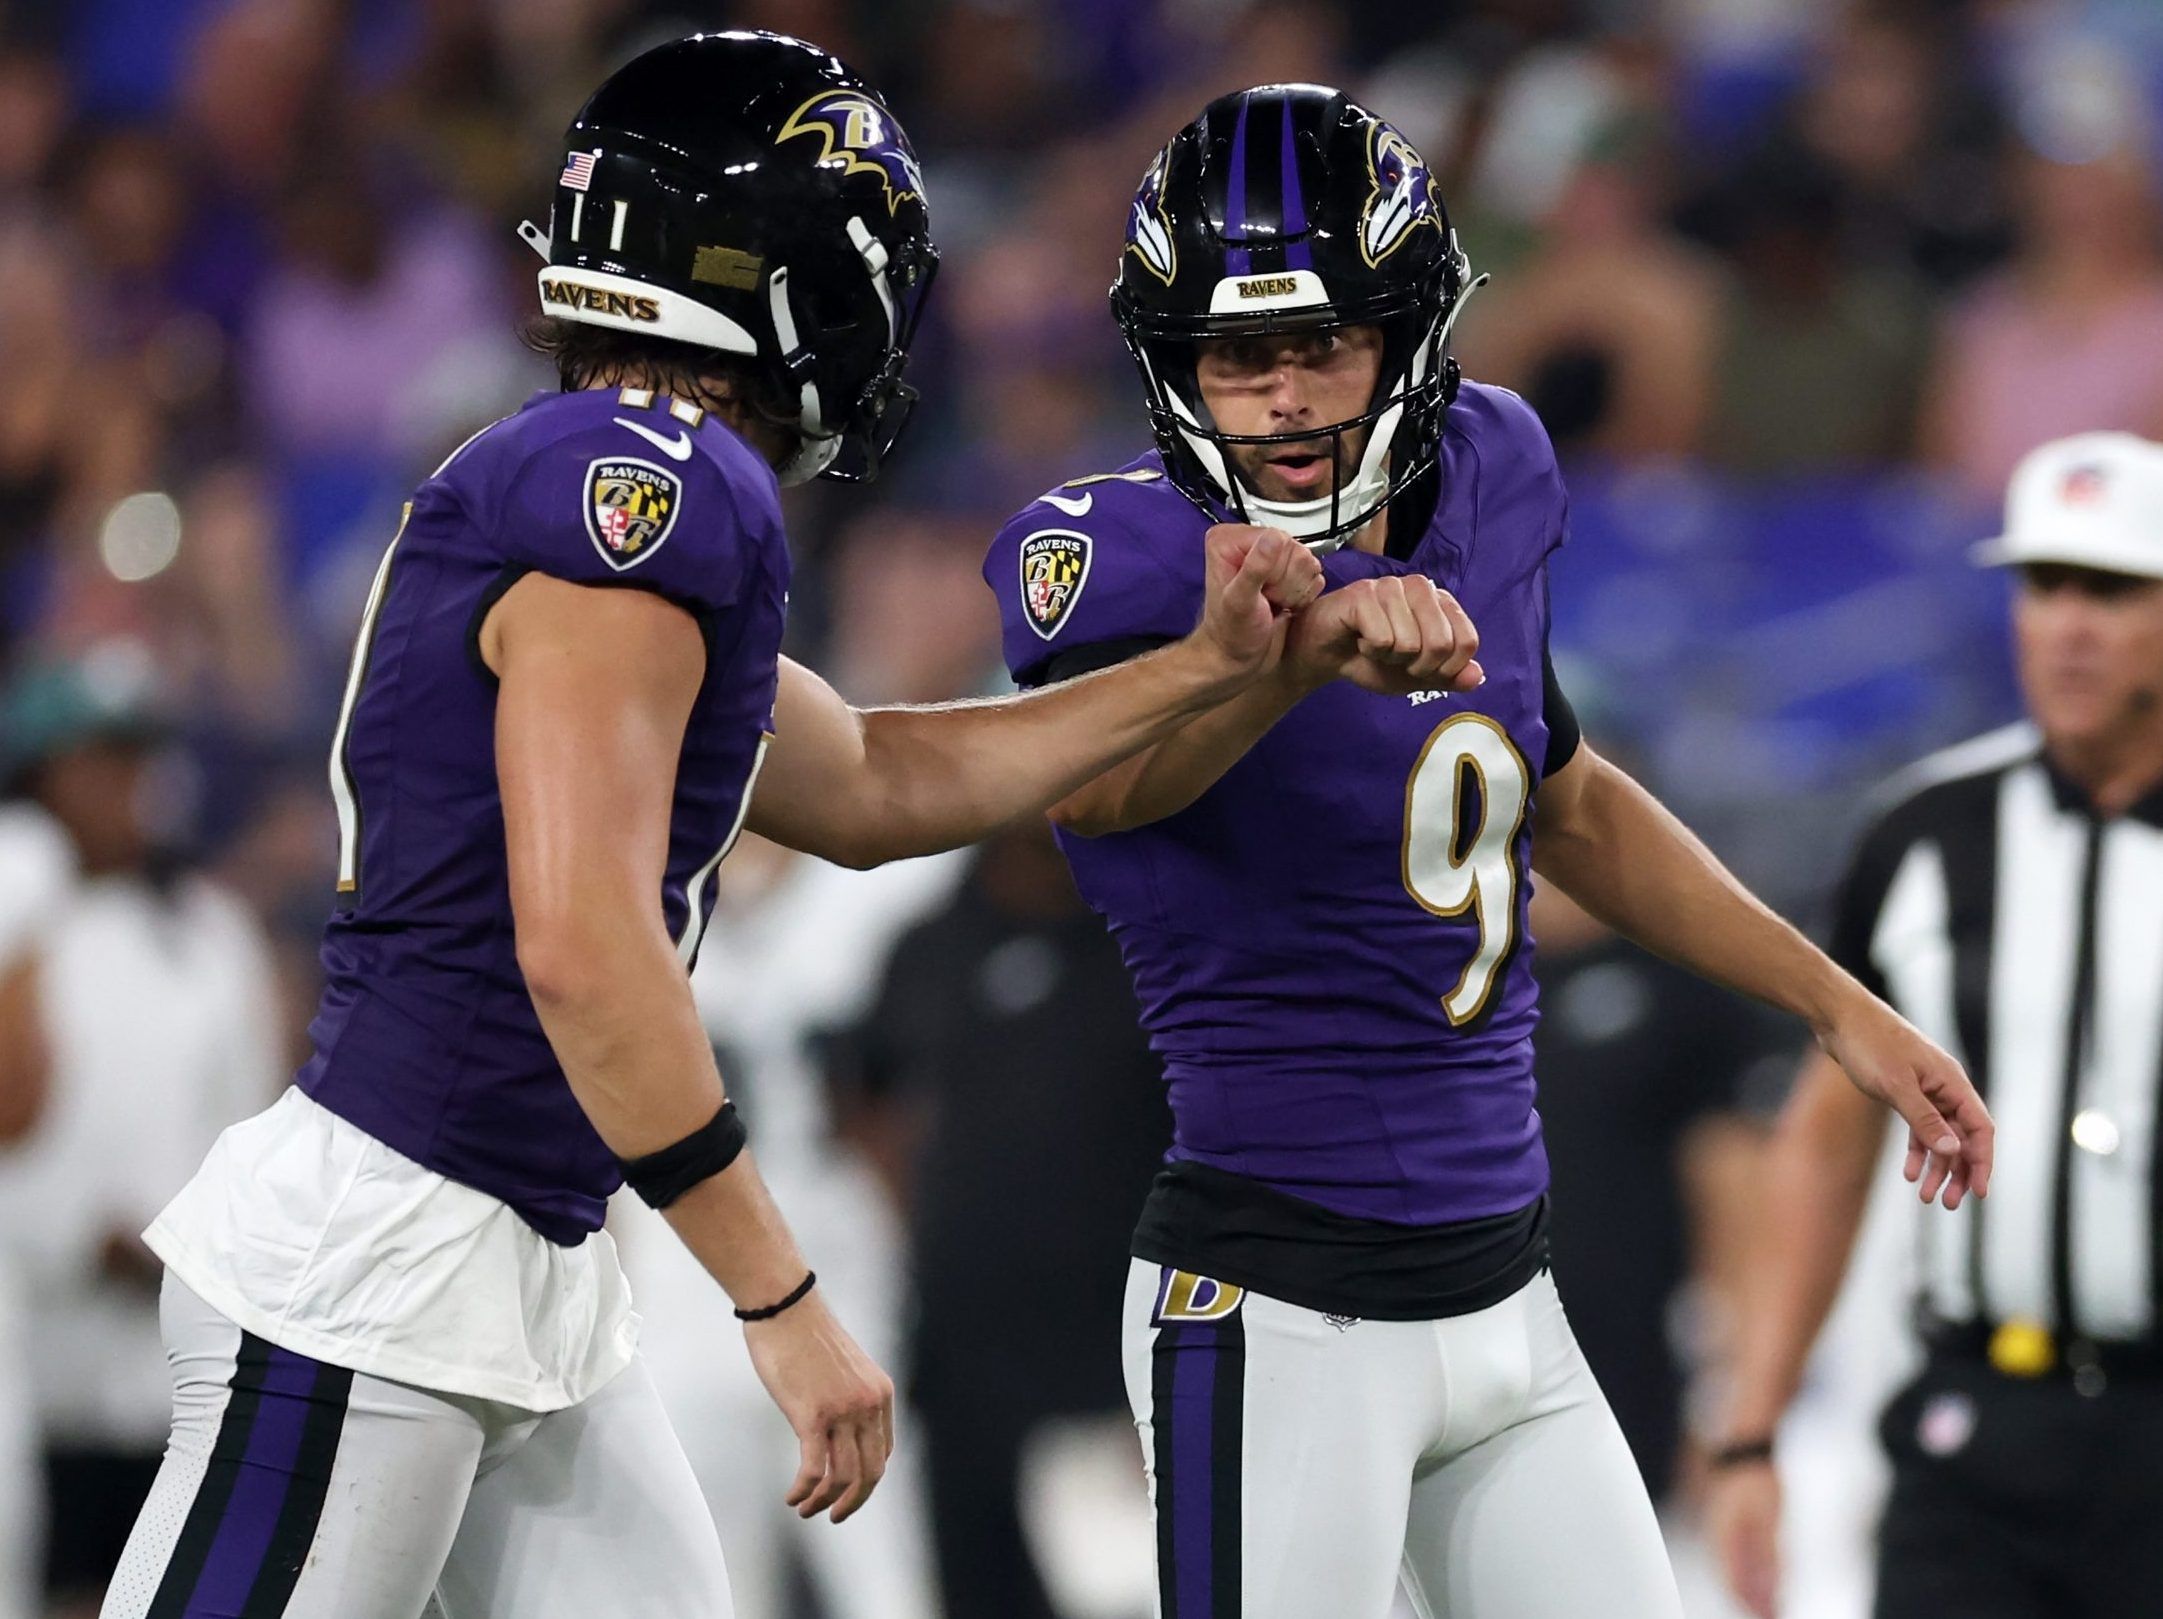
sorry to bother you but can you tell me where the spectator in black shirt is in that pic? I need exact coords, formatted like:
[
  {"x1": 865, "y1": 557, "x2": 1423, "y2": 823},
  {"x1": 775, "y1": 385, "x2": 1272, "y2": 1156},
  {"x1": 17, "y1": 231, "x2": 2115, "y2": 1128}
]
[
  {"x1": 1535, "y1": 830, "x2": 1800, "y2": 1504},
  {"x1": 837, "y1": 822, "x2": 1169, "y2": 1619}
]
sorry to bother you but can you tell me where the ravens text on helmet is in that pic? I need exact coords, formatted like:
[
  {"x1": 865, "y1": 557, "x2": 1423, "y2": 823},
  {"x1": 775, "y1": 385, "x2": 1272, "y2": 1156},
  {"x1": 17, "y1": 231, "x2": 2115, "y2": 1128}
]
[{"x1": 543, "y1": 279, "x2": 661, "y2": 323}]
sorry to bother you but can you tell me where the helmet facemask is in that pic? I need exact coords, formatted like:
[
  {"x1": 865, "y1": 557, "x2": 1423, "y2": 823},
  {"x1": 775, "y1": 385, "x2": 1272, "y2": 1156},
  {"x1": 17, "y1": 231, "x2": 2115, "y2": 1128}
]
[
  {"x1": 766, "y1": 224, "x2": 940, "y2": 486},
  {"x1": 1118, "y1": 247, "x2": 1481, "y2": 554},
  {"x1": 1109, "y1": 85, "x2": 1484, "y2": 551}
]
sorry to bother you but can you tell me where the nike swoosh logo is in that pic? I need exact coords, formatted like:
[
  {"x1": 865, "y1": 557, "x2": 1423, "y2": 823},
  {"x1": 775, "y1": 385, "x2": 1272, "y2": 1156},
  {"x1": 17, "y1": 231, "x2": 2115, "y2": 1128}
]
[
  {"x1": 1040, "y1": 490, "x2": 1093, "y2": 517},
  {"x1": 613, "y1": 418, "x2": 693, "y2": 461}
]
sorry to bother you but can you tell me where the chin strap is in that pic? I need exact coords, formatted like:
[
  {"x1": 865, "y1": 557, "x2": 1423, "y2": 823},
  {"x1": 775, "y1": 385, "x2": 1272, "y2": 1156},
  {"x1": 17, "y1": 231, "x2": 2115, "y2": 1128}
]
[
  {"x1": 1155, "y1": 271, "x2": 1492, "y2": 553},
  {"x1": 1235, "y1": 467, "x2": 1391, "y2": 554}
]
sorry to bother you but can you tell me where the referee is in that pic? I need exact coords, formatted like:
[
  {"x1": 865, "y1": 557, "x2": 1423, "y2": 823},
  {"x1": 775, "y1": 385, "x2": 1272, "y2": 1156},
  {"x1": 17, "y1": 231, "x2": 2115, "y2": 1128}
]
[{"x1": 1709, "y1": 430, "x2": 2163, "y2": 1618}]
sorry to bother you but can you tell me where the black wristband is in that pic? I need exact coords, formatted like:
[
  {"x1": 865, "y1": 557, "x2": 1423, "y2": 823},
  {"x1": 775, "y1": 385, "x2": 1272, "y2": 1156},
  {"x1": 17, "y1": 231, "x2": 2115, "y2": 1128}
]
[
  {"x1": 1708, "y1": 1437, "x2": 1776, "y2": 1471},
  {"x1": 735, "y1": 1270, "x2": 817, "y2": 1322},
  {"x1": 618, "y1": 1101, "x2": 747, "y2": 1210}
]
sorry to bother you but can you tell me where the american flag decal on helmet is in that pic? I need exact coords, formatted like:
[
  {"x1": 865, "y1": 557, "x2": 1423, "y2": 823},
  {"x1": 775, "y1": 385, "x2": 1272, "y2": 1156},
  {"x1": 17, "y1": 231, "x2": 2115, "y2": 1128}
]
[{"x1": 560, "y1": 151, "x2": 599, "y2": 191}]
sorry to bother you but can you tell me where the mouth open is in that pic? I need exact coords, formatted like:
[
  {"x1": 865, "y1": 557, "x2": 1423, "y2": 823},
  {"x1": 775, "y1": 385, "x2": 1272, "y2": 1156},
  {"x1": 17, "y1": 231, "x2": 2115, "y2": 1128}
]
[{"x1": 1263, "y1": 446, "x2": 1334, "y2": 492}]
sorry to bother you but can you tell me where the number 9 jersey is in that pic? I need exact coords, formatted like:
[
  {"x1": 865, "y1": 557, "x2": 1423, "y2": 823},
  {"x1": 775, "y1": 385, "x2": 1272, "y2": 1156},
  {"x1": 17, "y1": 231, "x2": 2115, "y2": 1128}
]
[{"x1": 983, "y1": 380, "x2": 1576, "y2": 1237}]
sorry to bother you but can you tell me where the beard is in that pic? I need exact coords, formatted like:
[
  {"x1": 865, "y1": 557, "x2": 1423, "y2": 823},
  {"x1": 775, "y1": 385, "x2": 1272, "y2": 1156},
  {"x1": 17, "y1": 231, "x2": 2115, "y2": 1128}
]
[{"x1": 1227, "y1": 425, "x2": 1366, "y2": 504}]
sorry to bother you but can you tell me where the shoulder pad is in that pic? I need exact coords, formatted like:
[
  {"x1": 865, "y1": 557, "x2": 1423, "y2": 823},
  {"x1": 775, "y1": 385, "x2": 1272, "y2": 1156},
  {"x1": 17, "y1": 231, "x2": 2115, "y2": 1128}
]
[
  {"x1": 985, "y1": 463, "x2": 1203, "y2": 684},
  {"x1": 471, "y1": 390, "x2": 785, "y2": 614},
  {"x1": 1444, "y1": 379, "x2": 1566, "y2": 587}
]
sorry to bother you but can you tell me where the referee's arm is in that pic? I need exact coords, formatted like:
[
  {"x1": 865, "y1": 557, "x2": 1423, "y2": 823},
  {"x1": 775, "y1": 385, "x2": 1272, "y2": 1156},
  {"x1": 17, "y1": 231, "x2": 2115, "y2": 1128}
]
[
  {"x1": 1707, "y1": 1051, "x2": 1880, "y2": 1616},
  {"x1": 1697, "y1": 801, "x2": 1918, "y2": 1619},
  {"x1": 1535, "y1": 743, "x2": 1992, "y2": 1204}
]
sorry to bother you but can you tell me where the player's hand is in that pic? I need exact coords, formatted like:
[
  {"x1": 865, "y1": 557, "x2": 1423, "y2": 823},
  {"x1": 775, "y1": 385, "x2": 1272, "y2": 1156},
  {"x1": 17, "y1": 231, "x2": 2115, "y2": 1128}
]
[
  {"x1": 1191, "y1": 523, "x2": 1325, "y2": 684},
  {"x1": 1283, "y1": 575, "x2": 1485, "y2": 696},
  {"x1": 743, "y1": 1288, "x2": 894, "y2": 1524},
  {"x1": 1706, "y1": 1461, "x2": 1782, "y2": 1619},
  {"x1": 1817, "y1": 992, "x2": 1993, "y2": 1209}
]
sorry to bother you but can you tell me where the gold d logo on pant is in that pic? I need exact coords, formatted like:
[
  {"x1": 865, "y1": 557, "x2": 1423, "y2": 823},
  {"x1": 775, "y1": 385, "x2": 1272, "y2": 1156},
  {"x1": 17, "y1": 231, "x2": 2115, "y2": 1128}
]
[{"x1": 1154, "y1": 1269, "x2": 1245, "y2": 1324}]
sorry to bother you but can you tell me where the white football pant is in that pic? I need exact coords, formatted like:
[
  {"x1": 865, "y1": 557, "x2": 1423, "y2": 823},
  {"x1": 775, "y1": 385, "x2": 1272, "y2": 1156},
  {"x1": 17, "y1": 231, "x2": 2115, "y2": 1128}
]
[
  {"x1": 102, "y1": 1275, "x2": 730, "y2": 1618},
  {"x1": 1123, "y1": 1263, "x2": 1683, "y2": 1619}
]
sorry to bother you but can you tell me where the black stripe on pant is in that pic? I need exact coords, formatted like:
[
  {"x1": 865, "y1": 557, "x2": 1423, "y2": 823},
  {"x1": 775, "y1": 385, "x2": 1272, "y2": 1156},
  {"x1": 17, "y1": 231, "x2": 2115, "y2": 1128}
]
[
  {"x1": 1151, "y1": 1311, "x2": 1247, "y2": 1619},
  {"x1": 145, "y1": 1331, "x2": 354, "y2": 1617}
]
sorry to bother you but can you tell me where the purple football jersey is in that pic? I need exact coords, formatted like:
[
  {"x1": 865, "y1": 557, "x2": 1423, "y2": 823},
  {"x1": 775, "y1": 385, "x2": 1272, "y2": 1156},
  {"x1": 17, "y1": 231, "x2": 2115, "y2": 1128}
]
[
  {"x1": 298, "y1": 388, "x2": 789, "y2": 1243},
  {"x1": 984, "y1": 381, "x2": 1564, "y2": 1226}
]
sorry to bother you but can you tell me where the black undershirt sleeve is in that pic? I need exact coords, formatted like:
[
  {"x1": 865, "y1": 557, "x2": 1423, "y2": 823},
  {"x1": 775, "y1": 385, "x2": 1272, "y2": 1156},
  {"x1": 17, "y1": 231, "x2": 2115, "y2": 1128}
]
[
  {"x1": 1035, "y1": 634, "x2": 1178, "y2": 688},
  {"x1": 1542, "y1": 647, "x2": 1582, "y2": 779}
]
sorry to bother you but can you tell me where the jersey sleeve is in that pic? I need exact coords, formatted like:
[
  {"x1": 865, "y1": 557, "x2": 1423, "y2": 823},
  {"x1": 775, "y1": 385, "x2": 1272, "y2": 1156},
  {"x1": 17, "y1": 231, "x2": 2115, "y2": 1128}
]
[
  {"x1": 983, "y1": 500, "x2": 1198, "y2": 687},
  {"x1": 1462, "y1": 383, "x2": 1569, "y2": 594},
  {"x1": 490, "y1": 421, "x2": 778, "y2": 619}
]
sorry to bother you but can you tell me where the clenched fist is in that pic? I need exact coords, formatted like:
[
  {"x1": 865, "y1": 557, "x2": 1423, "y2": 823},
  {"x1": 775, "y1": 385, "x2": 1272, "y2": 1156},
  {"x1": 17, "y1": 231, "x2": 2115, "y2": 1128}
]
[
  {"x1": 1285, "y1": 573, "x2": 1484, "y2": 695},
  {"x1": 1192, "y1": 523, "x2": 1326, "y2": 681}
]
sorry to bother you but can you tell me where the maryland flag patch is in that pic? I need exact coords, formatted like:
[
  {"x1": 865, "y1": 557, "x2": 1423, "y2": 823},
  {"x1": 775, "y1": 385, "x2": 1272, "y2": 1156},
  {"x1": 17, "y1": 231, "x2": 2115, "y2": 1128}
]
[
  {"x1": 1019, "y1": 528, "x2": 1091, "y2": 639},
  {"x1": 584, "y1": 456, "x2": 683, "y2": 571}
]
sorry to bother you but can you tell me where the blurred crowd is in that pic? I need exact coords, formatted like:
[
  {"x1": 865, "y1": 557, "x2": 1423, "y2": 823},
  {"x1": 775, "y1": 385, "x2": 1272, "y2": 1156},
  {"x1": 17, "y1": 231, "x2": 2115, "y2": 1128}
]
[{"x1": 1, "y1": 0, "x2": 2161, "y2": 1615}]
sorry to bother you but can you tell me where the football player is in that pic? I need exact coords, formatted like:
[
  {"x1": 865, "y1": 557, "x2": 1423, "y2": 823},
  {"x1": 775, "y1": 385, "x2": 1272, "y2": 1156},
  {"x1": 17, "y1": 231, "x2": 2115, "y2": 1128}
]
[
  {"x1": 99, "y1": 36, "x2": 1470, "y2": 1619},
  {"x1": 981, "y1": 85, "x2": 1996, "y2": 1619}
]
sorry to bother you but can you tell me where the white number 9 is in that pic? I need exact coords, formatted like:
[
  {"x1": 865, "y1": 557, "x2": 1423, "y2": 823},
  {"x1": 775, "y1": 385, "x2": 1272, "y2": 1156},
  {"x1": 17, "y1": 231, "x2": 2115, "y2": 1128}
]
[{"x1": 1401, "y1": 712, "x2": 1531, "y2": 1025}]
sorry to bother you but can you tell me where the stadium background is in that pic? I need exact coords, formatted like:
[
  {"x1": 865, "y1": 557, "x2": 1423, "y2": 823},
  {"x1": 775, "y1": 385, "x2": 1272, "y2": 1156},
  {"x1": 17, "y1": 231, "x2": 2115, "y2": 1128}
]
[{"x1": 1, "y1": 0, "x2": 2159, "y2": 1615}]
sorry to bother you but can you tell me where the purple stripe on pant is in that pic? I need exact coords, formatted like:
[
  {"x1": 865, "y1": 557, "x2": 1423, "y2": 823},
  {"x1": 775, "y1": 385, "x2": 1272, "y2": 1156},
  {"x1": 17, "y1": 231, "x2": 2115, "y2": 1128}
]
[
  {"x1": 188, "y1": 1344, "x2": 325, "y2": 1613},
  {"x1": 1172, "y1": 1322, "x2": 1221, "y2": 1618}
]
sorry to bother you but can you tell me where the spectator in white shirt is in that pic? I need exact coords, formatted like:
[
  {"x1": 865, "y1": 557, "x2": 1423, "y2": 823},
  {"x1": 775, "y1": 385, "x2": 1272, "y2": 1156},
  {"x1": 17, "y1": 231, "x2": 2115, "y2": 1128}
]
[
  {"x1": 0, "y1": 801, "x2": 70, "y2": 1619},
  {"x1": 0, "y1": 649, "x2": 284, "y2": 1615}
]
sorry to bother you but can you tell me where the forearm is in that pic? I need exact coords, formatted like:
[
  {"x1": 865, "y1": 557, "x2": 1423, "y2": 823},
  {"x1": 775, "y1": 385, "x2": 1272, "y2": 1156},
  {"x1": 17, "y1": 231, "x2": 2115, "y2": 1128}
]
[
  {"x1": 1052, "y1": 656, "x2": 1314, "y2": 835},
  {"x1": 525, "y1": 936, "x2": 806, "y2": 1308},
  {"x1": 1536, "y1": 756, "x2": 1852, "y2": 1028},
  {"x1": 1723, "y1": 1053, "x2": 1887, "y2": 1436},
  {"x1": 849, "y1": 632, "x2": 1251, "y2": 862},
  {"x1": 0, "y1": 955, "x2": 48, "y2": 1143}
]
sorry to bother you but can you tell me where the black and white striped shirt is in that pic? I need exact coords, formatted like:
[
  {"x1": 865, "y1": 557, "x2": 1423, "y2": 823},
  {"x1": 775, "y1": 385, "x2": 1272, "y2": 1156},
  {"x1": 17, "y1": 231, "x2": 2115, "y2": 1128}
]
[{"x1": 1832, "y1": 723, "x2": 2163, "y2": 1344}]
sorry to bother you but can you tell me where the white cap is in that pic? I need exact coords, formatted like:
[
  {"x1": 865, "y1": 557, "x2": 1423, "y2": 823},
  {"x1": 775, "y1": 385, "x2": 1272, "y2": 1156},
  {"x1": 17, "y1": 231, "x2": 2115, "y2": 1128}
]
[{"x1": 1972, "y1": 431, "x2": 2163, "y2": 580}]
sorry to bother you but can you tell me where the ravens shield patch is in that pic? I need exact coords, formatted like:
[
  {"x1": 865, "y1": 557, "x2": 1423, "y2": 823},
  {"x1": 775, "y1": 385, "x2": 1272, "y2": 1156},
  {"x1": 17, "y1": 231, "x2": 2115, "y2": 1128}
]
[
  {"x1": 1018, "y1": 528, "x2": 1091, "y2": 639},
  {"x1": 584, "y1": 456, "x2": 683, "y2": 571}
]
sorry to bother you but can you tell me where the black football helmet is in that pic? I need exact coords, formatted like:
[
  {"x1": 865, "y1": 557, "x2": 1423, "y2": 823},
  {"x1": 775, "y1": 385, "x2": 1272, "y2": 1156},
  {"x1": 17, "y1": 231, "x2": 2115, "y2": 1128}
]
[
  {"x1": 1111, "y1": 85, "x2": 1482, "y2": 549},
  {"x1": 518, "y1": 31, "x2": 938, "y2": 484}
]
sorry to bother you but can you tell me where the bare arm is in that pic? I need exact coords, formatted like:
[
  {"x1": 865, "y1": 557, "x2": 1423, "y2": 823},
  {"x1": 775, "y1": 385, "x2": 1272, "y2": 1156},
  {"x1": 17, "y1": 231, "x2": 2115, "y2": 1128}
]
[
  {"x1": 0, "y1": 954, "x2": 48, "y2": 1143},
  {"x1": 1727, "y1": 1052, "x2": 1887, "y2": 1437},
  {"x1": 751, "y1": 644, "x2": 1251, "y2": 865},
  {"x1": 1706, "y1": 1052, "x2": 1887, "y2": 1618},
  {"x1": 1048, "y1": 574, "x2": 1486, "y2": 837},
  {"x1": 748, "y1": 524, "x2": 1322, "y2": 865},
  {"x1": 1534, "y1": 746, "x2": 1992, "y2": 1205},
  {"x1": 485, "y1": 573, "x2": 888, "y2": 1523}
]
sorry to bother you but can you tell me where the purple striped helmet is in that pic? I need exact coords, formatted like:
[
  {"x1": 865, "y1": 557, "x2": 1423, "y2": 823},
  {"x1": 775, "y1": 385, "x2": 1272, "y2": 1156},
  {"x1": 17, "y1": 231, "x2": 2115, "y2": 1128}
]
[{"x1": 1112, "y1": 85, "x2": 1477, "y2": 549}]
